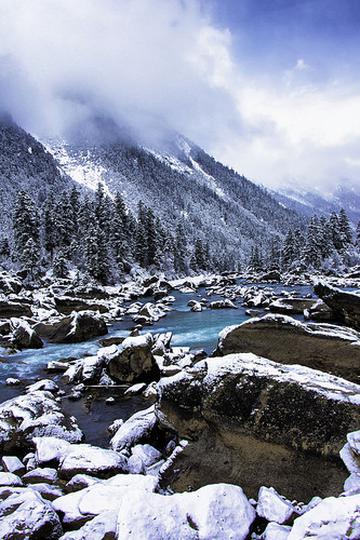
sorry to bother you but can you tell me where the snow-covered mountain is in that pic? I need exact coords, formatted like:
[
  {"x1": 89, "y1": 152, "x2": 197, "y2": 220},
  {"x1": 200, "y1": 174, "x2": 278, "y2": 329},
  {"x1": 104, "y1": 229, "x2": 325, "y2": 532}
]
[
  {"x1": 0, "y1": 115, "x2": 302, "y2": 262},
  {"x1": 45, "y1": 128, "x2": 302, "y2": 260},
  {"x1": 273, "y1": 185, "x2": 360, "y2": 225},
  {"x1": 0, "y1": 115, "x2": 75, "y2": 230}
]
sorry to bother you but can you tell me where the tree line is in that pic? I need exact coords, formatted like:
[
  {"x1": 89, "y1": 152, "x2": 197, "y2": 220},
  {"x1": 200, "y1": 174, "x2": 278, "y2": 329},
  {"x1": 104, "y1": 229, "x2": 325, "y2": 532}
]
[
  {"x1": 1, "y1": 184, "x2": 220, "y2": 283},
  {"x1": 249, "y1": 208, "x2": 360, "y2": 273}
]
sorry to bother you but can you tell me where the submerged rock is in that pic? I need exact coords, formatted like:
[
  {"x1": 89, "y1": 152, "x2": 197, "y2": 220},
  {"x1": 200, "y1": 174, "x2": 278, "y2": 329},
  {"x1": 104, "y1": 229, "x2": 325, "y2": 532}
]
[
  {"x1": 314, "y1": 282, "x2": 360, "y2": 330},
  {"x1": 35, "y1": 310, "x2": 108, "y2": 343},
  {"x1": 156, "y1": 353, "x2": 360, "y2": 500},
  {"x1": 215, "y1": 313, "x2": 360, "y2": 383}
]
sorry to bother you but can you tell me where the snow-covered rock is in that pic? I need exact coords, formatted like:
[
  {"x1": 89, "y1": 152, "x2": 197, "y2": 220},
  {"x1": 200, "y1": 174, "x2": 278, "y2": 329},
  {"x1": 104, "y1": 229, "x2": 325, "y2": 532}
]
[
  {"x1": 59, "y1": 510, "x2": 118, "y2": 540},
  {"x1": 0, "y1": 471, "x2": 23, "y2": 487},
  {"x1": 257, "y1": 486, "x2": 297, "y2": 524},
  {"x1": 35, "y1": 310, "x2": 108, "y2": 343},
  {"x1": 53, "y1": 474, "x2": 158, "y2": 527},
  {"x1": 1, "y1": 456, "x2": 25, "y2": 476},
  {"x1": 209, "y1": 299, "x2": 237, "y2": 309},
  {"x1": 261, "y1": 522, "x2": 291, "y2": 540},
  {"x1": 22, "y1": 467, "x2": 58, "y2": 484},
  {"x1": 156, "y1": 353, "x2": 360, "y2": 500},
  {"x1": 0, "y1": 391, "x2": 83, "y2": 452},
  {"x1": 58, "y1": 444, "x2": 128, "y2": 479},
  {"x1": 65, "y1": 474, "x2": 102, "y2": 493},
  {"x1": 5, "y1": 377, "x2": 21, "y2": 386},
  {"x1": 116, "y1": 483, "x2": 255, "y2": 540},
  {"x1": 26, "y1": 379, "x2": 59, "y2": 393},
  {"x1": 288, "y1": 494, "x2": 360, "y2": 539},
  {"x1": 107, "y1": 334, "x2": 160, "y2": 383},
  {"x1": 110, "y1": 405, "x2": 158, "y2": 452},
  {"x1": 0, "y1": 488, "x2": 63, "y2": 539},
  {"x1": 315, "y1": 282, "x2": 360, "y2": 330},
  {"x1": 34, "y1": 436, "x2": 72, "y2": 465},
  {"x1": 29, "y1": 482, "x2": 63, "y2": 501},
  {"x1": 124, "y1": 382, "x2": 147, "y2": 396},
  {"x1": 10, "y1": 318, "x2": 43, "y2": 349},
  {"x1": 215, "y1": 313, "x2": 360, "y2": 383}
]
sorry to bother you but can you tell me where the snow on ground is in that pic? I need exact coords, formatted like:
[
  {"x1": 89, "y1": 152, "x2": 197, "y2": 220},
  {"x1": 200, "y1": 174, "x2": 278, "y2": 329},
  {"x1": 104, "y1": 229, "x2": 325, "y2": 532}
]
[{"x1": 46, "y1": 141, "x2": 112, "y2": 196}]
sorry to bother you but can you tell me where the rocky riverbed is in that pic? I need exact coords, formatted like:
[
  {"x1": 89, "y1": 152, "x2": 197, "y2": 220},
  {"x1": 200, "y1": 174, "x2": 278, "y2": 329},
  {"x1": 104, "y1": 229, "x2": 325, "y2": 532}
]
[{"x1": 1, "y1": 269, "x2": 360, "y2": 538}]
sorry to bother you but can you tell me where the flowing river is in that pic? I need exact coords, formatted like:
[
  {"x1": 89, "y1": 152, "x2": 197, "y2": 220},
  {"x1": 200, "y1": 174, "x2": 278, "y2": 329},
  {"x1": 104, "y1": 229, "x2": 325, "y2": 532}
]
[{"x1": 0, "y1": 281, "x2": 354, "y2": 446}]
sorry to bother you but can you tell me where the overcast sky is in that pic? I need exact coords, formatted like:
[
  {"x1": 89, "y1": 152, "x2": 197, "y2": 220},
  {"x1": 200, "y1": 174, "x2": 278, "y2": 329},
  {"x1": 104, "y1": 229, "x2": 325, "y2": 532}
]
[{"x1": 0, "y1": 0, "x2": 359, "y2": 192}]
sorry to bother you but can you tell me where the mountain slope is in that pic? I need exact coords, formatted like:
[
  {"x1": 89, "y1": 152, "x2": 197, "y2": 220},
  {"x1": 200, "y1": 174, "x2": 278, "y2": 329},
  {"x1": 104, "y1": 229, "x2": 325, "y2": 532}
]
[
  {"x1": 0, "y1": 115, "x2": 75, "y2": 231},
  {"x1": 47, "y1": 130, "x2": 303, "y2": 263},
  {"x1": 273, "y1": 185, "x2": 360, "y2": 225}
]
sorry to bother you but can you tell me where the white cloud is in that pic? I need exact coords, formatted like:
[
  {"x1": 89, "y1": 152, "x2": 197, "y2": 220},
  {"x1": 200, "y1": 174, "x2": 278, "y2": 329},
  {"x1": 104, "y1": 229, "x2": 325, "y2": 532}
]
[
  {"x1": 0, "y1": 0, "x2": 359, "y2": 193},
  {"x1": 0, "y1": 0, "x2": 240, "y2": 144}
]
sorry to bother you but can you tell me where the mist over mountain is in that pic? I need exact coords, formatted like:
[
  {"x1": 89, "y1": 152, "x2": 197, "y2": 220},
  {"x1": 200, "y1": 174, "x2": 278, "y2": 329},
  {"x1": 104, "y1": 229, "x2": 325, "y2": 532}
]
[{"x1": 0, "y1": 114, "x2": 303, "y2": 268}]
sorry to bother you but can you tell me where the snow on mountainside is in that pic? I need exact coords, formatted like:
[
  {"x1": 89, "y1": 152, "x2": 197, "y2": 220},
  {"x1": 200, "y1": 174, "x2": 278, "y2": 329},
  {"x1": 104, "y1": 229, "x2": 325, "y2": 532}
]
[
  {"x1": 274, "y1": 185, "x2": 360, "y2": 224},
  {"x1": 0, "y1": 114, "x2": 302, "y2": 261},
  {"x1": 0, "y1": 116, "x2": 75, "y2": 231},
  {"x1": 45, "y1": 129, "x2": 302, "y2": 260}
]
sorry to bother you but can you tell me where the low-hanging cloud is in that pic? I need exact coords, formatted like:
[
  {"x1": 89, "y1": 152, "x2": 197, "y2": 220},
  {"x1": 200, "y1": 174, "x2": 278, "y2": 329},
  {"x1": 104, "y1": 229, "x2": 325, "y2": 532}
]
[
  {"x1": 0, "y1": 0, "x2": 241, "y2": 146},
  {"x1": 0, "y1": 0, "x2": 359, "y2": 193}
]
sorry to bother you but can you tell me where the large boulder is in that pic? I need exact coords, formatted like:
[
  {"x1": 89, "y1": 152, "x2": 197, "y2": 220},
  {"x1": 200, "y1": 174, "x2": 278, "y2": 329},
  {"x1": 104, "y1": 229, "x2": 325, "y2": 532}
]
[
  {"x1": 35, "y1": 310, "x2": 108, "y2": 343},
  {"x1": 107, "y1": 334, "x2": 160, "y2": 383},
  {"x1": 10, "y1": 318, "x2": 43, "y2": 349},
  {"x1": 54, "y1": 296, "x2": 108, "y2": 314},
  {"x1": 289, "y1": 493, "x2": 360, "y2": 539},
  {"x1": 115, "y1": 483, "x2": 255, "y2": 540},
  {"x1": 156, "y1": 354, "x2": 360, "y2": 500},
  {"x1": 0, "y1": 391, "x2": 83, "y2": 452},
  {"x1": 0, "y1": 272, "x2": 22, "y2": 294},
  {"x1": 0, "y1": 299, "x2": 32, "y2": 318},
  {"x1": 53, "y1": 474, "x2": 158, "y2": 527},
  {"x1": 0, "y1": 488, "x2": 63, "y2": 539},
  {"x1": 215, "y1": 314, "x2": 360, "y2": 383},
  {"x1": 269, "y1": 297, "x2": 317, "y2": 315},
  {"x1": 314, "y1": 282, "x2": 360, "y2": 330}
]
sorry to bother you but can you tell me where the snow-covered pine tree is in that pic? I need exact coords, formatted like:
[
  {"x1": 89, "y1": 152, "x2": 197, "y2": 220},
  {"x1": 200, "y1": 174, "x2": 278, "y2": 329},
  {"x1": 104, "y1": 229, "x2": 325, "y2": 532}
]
[
  {"x1": 174, "y1": 223, "x2": 188, "y2": 274},
  {"x1": 145, "y1": 207, "x2": 157, "y2": 267},
  {"x1": 22, "y1": 238, "x2": 40, "y2": 278},
  {"x1": 268, "y1": 236, "x2": 281, "y2": 270},
  {"x1": 42, "y1": 191, "x2": 56, "y2": 259},
  {"x1": 13, "y1": 191, "x2": 40, "y2": 265},
  {"x1": 135, "y1": 201, "x2": 148, "y2": 267},
  {"x1": 84, "y1": 223, "x2": 109, "y2": 283},
  {"x1": 248, "y1": 245, "x2": 263, "y2": 272},
  {"x1": 356, "y1": 221, "x2": 360, "y2": 248},
  {"x1": 329, "y1": 212, "x2": 343, "y2": 252},
  {"x1": 302, "y1": 216, "x2": 322, "y2": 269},
  {"x1": 53, "y1": 249, "x2": 68, "y2": 278},
  {"x1": 282, "y1": 230, "x2": 296, "y2": 269},
  {"x1": 338, "y1": 208, "x2": 353, "y2": 247},
  {"x1": 318, "y1": 216, "x2": 334, "y2": 259}
]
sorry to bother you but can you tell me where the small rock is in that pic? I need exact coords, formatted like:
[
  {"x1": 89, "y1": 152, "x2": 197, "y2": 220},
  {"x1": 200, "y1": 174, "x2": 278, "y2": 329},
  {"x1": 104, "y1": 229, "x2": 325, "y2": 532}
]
[
  {"x1": 5, "y1": 377, "x2": 21, "y2": 386},
  {"x1": 0, "y1": 471, "x2": 23, "y2": 487},
  {"x1": 1, "y1": 456, "x2": 25, "y2": 476},
  {"x1": 22, "y1": 467, "x2": 58, "y2": 484}
]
